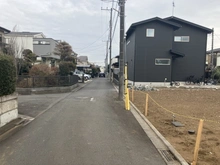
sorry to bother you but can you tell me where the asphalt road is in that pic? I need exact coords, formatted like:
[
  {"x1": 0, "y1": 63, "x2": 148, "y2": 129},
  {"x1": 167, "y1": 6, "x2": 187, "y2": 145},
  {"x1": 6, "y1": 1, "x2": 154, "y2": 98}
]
[
  {"x1": 18, "y1": 93, "x2": 67, "y2": 117},
  {"x1": 0, "y1": 78, "x2": 166, "y2": 165}
]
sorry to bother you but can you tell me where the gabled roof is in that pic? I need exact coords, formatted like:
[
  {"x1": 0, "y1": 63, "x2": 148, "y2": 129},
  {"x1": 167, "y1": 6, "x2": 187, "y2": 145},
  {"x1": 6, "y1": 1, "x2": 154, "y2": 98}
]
[
  {"x1": 0, "y1": 26, "x2": 10, "y2": 33},
  {"x1": 126, "y1": 17, "x2": 181, "y2": 38},
  {"x1": 164, "y1": 16, "x2": 213, "y2": 33}
]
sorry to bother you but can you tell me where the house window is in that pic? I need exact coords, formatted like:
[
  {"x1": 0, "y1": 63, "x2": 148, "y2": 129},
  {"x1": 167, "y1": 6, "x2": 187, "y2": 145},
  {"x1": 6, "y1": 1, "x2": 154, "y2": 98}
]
[
  {"x1": 33, "y1": 41, "x2": 50, "y2": 45},
  {"x1": 40, "y1": 41, "x2": 50, "y2": 45},
  {"x1": 146, "y1": 29, "x2": 155, "y2": 37},
  {"x1": 155, "y1": 58, "x2": 171, "y2": 65},
  {"x1": 174, "y1": 36, "x2": 190, "y2": 42},
  {"x1": 33, "y1": 41, "x2": 39, "y2": 44}
]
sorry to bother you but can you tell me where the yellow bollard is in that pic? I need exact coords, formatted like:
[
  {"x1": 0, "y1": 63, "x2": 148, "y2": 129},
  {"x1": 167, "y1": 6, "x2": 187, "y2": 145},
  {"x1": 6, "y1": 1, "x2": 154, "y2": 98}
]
[
  {"x1": 144, "y1": 94, "x2": 149, "y2": 116},
  {"x1": 131, "y1": 88, "x2": 134, "y2": 102},
  {"x1": 192, "y1": 119, "x2": 204, "y2": 165},
  {"x1": 124, "y1": 64, "x2": 130, "y2": 110}
]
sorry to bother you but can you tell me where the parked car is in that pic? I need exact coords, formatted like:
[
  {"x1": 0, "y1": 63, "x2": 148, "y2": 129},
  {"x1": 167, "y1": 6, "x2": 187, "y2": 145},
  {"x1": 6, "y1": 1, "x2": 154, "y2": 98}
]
[
  {"x1": 84, "y1": 73, "x2": 91, "y2": 80},
  {"x1": 99, "y1": 72, "x2": 105, "y2": 77},
  {"x1": 72, "y1": 71, "x2": 91, "y2": 81}
]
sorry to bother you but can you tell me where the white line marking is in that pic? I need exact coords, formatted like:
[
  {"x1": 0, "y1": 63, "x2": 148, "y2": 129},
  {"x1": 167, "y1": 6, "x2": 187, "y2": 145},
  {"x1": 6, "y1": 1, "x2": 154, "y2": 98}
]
[{"x1": 77, "y1": 97, "x2": 88, "y2": 99}]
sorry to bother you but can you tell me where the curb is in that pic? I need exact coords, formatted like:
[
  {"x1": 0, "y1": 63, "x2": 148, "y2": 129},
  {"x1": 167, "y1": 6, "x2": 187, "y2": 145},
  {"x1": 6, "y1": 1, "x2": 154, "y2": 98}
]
[
  {"x1": 130, "y1": 101, "x2": 189, "y2": 165},
  {"x1": 0, "y1": 118, "x2": 25, "y2": 143}
]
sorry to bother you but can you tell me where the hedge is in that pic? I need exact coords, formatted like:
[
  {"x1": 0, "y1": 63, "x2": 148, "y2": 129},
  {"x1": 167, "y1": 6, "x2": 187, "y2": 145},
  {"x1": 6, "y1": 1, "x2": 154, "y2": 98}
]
[
  {"x1": 0, "y1": 54, "x2": 16, "y2": 96},
  {"x1": 59, "y1": 61, "x2": 76, "y2": 76}
]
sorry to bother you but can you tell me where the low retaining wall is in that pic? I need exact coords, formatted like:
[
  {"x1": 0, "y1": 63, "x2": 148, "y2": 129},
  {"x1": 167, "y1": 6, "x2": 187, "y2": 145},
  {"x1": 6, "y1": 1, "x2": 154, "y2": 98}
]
[
  {"x1": 0, "y1": 93, "x2": 18, "y2": 127},
  {"x1": 16, "y1": 84, "x2": 79, "y2": 95}
]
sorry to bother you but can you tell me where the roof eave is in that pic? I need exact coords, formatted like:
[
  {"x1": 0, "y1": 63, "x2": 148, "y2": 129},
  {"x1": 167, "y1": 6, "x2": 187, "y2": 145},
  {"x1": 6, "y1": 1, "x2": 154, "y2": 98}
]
[
  {"x1": 164, "y1": 16, "x2": 213, "y2": 33},
  {"x1": 0, "y1": 26, "x2": 11, "y2": 33}
]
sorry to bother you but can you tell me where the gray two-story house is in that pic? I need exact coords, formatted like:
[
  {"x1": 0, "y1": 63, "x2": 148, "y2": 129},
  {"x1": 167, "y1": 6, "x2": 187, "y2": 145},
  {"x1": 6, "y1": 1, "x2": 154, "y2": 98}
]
[
  {"x1": 126, "y1": 16, "x2": 212, "y2": 84},
  {"x1": 33, "y1": 38, "x2": 60, "y2": 67}
]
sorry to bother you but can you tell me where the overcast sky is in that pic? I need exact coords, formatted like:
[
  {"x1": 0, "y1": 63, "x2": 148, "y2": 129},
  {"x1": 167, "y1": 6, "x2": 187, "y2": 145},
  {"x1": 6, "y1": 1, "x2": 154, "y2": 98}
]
[{"x1": 1, "y1": 0, "x2": 220, "y2": 66}]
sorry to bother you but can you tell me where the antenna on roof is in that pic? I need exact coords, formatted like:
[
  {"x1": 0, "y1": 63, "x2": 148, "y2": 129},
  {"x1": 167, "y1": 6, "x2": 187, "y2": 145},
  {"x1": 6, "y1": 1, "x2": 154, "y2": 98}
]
[{"x1": 172, "y1": 0, "x2": 175, "y2": 16}]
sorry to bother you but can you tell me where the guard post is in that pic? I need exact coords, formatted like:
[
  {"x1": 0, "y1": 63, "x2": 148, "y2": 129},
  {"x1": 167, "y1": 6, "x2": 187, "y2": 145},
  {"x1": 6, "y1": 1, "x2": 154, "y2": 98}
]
[{"x1": 124, "y1": 63, "x2": 130, "y2": 110}]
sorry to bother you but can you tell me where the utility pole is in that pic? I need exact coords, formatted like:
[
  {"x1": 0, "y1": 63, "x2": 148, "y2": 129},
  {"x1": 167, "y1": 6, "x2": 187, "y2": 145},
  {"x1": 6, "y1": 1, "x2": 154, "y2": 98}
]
[
  {"x1": 211, "y1": 28, "x2": 214, "y2": 68},
  {"x1": 118, "y1": 0, "x2": 125, "y2": 100},
  {"x1": 105, "y1": 40, "x2": 109, "y2": 74},
  {"x1": 109, "y1": 8, "x2": 113, "y2": 81},
  {"x1": 101, "y1": 7, "x2": 113, "y2": 81}
]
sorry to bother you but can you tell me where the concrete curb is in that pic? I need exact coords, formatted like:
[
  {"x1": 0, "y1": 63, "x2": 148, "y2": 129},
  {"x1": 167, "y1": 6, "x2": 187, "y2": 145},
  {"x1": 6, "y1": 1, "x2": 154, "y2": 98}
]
[
  {"x1": 130, "y1": 101, "x2": 189, "y2": 165},
  {"x1": 0, "y1": 118, "x2": 25, "y2": 143}
]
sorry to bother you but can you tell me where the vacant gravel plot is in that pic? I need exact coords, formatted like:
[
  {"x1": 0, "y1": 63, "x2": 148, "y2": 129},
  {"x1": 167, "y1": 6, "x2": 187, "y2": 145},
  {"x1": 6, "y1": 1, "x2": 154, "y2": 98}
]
[{"x1": 132, "y1": 88, "x2": 220, "y2": 165}]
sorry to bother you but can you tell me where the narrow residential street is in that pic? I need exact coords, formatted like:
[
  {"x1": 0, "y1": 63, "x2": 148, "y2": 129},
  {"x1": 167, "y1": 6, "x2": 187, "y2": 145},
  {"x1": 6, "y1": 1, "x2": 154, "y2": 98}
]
[{"x1": 0, "y1": 78, "x2": 166, "y2": 165}]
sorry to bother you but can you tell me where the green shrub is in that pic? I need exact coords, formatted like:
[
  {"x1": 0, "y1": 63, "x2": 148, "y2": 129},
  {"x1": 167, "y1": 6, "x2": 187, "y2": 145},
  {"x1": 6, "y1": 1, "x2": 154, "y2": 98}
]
[
  {"x1": 59, "y1": 61, "x2": 76, "y2": 76},
  {"x1": 0, "y1": 54, "x2": 16, "y2": 96},
  {"x1": 212, "y1": 66, "x2": 220, "y2": 80}
]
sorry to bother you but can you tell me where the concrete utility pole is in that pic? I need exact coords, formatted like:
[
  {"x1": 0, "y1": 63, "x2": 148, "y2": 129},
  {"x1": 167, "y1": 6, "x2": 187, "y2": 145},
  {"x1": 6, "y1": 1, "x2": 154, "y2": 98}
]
[
  {"x1": 101, "y1": 7, "x2": 113, "y2": 81},
  {"x1": 105, "y1": 40, "x2": 109, "y2": 74},
  {"x1": 109, "y1": 8, "x2": 113, "y2": 81},
  {"x1": 118, "y1": 0, "x2": 125, "y2": 100},
  {"x1": 211, "y1": 28, "x2": 214, "y2": 68}
]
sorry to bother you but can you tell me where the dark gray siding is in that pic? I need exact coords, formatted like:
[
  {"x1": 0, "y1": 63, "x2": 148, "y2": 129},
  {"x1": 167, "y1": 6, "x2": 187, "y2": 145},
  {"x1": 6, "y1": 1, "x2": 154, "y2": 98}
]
[
  {"x1": 169, "y1": 20, "x2": 208, "y2": 81},
  {"x1": 33, "y1": 38, "x2": 57, "y2": 56},
  {"x1": 126, "y1": 31, "x2": 135, "y2": 81},
  {"x1": 134, "y1": 21, "x2": 174, "y2": 82}
]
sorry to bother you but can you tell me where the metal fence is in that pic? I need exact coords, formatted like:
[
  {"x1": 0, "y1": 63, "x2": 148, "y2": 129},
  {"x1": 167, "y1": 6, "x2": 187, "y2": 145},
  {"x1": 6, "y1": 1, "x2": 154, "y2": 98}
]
[
  {"x1": 17, "y1": 75, "x2": 79, "y2": 88},
  {"x1": 113, "y1": 73, "x2": 119, "y2": 81}
]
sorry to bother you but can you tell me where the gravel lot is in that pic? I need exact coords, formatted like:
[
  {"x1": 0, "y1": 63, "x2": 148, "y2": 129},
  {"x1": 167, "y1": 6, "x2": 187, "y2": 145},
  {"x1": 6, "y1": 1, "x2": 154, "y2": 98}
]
[{"x1": 131, "y1": 88, "x2": 220, "y2": 165}]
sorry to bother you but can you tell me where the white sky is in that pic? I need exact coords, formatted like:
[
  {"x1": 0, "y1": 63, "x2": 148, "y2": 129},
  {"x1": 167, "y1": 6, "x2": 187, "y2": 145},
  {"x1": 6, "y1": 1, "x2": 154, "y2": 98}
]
[{"x1": 1, "y1": 0, "x2": 220, "y2": 66}]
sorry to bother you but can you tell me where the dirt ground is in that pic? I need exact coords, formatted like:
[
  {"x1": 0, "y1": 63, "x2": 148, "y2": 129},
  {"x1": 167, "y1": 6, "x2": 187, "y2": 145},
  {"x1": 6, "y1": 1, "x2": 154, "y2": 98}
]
[{"x1": 131, "y1": 88, "x2": 220, "y2": 165}]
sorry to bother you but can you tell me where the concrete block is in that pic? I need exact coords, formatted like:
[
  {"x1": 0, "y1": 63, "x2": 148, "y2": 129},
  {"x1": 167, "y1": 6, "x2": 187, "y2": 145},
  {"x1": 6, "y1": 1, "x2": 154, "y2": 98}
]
[
  {"x1": 1, "y1": 93, "x2": 18, "y2": 102},
  {"x1": 0, "y1": 109, "x2": 18, "y2": 127},
  {"x1": 0, "y1": 93, "x2": 18, "y2": 127},
  {"x1": 1, "y1": 100, "x2": 18, "y2": 114}
]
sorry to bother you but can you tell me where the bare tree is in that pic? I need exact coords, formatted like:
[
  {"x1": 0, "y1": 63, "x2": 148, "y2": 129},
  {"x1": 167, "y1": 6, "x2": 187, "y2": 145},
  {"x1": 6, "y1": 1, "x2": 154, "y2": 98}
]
[
  {"x1": 6, "y1": 25, "x2": 24, "y2": 58},
  {"x1": 5, "y1": 25, "x2": 25, "y2": 75}
]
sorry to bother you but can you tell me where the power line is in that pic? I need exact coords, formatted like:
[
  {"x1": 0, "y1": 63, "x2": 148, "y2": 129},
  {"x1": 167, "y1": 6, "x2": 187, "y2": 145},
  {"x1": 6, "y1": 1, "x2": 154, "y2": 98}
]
[
  {"x1": 112, "y1": 2, "x2": 118, "y2": 26},
  {"x1": 214, "y1": 34, "x2": 220, "y2": 40},
  {"x1": 75, "y1": 28, "x2": 109, "y2": 52},
  {"x1": 112, "y1": 6, "x2": 119, "y2": 41},
  {"x1": 79, "y1": 43, "x2": 105, "y2": 53}
]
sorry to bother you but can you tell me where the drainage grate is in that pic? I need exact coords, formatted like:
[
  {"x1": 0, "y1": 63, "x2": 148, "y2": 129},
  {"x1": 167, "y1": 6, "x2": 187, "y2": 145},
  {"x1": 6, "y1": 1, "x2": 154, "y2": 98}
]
[{"x1": 159, "y1": 150, "x2": 177, "y2": 162}]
